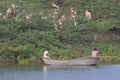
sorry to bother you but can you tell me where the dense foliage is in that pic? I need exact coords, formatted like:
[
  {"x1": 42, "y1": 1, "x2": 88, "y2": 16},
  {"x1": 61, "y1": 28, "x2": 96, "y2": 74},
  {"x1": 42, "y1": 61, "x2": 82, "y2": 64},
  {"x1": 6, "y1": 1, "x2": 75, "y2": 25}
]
[{"x1": 0, "y1": 0, "x2": 120, "y2": 64}]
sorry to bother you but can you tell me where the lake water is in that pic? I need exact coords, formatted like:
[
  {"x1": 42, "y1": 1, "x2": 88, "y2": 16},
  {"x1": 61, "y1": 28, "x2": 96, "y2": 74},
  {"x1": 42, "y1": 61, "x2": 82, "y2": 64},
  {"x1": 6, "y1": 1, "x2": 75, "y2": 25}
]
[{"x1": 0, "y1": 64, "x2": 120, "y2": 80}]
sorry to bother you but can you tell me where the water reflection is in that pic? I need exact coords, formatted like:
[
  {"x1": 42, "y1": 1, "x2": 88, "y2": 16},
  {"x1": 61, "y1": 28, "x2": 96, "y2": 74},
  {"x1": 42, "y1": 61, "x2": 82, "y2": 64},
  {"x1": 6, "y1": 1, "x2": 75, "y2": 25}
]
[
  {"x1": 43, "y1": 65, "x2": 99, "y2": 71},
  {"x1": 42, "y1": 65, "x2": 99, "y2": 80},
  {"x1": 42, "y1": 65, "x2": 120, "y2": 80},
  {"x1": 0, "y1": 64, "x2": 120, "y2": 80}
]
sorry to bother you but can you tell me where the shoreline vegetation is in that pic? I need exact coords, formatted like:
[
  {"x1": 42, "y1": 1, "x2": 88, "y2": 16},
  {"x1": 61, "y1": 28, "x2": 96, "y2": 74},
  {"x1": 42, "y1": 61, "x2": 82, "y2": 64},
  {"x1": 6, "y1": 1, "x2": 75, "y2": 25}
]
[
  {"x1": 0, "y1": 56, "x2": 119, "y2": 65},
  {"x1": 0, "y1": 0, "x2": 120, "y2": 64}
]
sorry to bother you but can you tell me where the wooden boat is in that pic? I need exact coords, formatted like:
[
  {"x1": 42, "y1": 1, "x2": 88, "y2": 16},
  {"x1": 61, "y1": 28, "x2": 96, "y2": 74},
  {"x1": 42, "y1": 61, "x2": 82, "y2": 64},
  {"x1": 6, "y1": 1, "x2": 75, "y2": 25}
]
[{"x1": 41, "y1": 57, "x2": 98, "y2": 66}]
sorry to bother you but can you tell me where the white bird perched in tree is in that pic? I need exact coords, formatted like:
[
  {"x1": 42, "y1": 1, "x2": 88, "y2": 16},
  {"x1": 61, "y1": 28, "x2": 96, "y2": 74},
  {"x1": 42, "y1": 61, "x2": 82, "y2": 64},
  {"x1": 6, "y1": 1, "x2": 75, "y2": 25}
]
[
  {"x1": 58, "y1": 19, "x2": 63, "y2": 30},
  {"x1": 11, "y1": 4, "x2": 15, "y2": 9},
  {"x1": 52, "y1": 3, "x2": 59, "y2": 14},
  {"x1": 52, "y1": 3, "x2": 59, "y2": 10},
  {"x1": 42, "y1": 16, "x2": 47, "y2": 19},
  {"x1": 74, "y1": 19, "x2": 77, "y2": 27},
  {"x1": 85, "y1": 9, "x2": 92, "y2": 19},
  {"x1": 60, "y1": 15, "x2": 66, "y2": 21},
  {"x1": 6, "y1": 7, "x2": 12, "y2": 14},
  {"x1": 25, "y1": 13, "x2": 33, "y2": 22},
  {"x1": 70, "y1": 8, "x2": 77, "y2": 19},
  {"x1": 6, "y1": 7, "x2": 12, "y2": 18},
  {"x1": 54, "y1": 23, "x2": 58, "y2": 31}
]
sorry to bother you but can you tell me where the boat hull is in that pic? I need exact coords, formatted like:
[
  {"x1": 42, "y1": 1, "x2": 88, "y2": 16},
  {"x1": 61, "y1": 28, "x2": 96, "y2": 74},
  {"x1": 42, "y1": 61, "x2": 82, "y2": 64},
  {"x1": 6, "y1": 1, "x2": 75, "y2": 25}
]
[{"x1": 42, "y1": 57, "x2": 98, "y2": 66}]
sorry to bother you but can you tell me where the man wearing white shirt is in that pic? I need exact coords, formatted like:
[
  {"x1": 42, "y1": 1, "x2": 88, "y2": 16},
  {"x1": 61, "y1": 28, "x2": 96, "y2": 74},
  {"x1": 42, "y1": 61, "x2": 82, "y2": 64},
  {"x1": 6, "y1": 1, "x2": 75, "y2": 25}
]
[
  {"x1": 91, "y1": 48, "x2": 100, "y2": 57},
  {"x1": 43, "y1": 48, "x2": 51, "y2": 59}
]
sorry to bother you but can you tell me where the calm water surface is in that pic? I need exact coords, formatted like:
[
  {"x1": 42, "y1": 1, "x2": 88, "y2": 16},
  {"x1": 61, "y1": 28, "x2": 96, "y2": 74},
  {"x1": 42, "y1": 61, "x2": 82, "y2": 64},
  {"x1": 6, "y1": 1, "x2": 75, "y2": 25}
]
[{"x1": 0, "y1": 64, "x2": 120, "y2": 80}]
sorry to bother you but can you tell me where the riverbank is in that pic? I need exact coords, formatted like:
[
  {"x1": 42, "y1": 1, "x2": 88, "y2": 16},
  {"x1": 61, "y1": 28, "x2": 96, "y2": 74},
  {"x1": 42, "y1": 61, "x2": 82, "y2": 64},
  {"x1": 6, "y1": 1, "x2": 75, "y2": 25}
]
[
  {"x1": 98, "y1": 56, "x2": 120, "y2": 64},
  {"x1": 0, "y1": 56, "x2": 119, "y2": 65}
]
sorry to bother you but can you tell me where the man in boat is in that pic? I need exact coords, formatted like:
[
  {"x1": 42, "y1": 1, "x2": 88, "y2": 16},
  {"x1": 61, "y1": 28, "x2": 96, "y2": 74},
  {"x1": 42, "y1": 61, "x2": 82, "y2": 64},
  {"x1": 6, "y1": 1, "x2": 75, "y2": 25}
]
[
  {"x1": 91, "y1": 48, "x2": 100, "y2": 58},
  {"x1": 43, "y1": 48, "x2": 51, "y2": 59}
]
